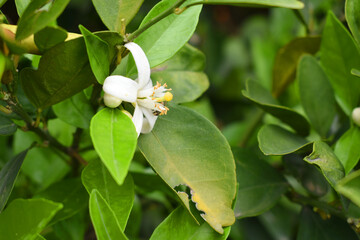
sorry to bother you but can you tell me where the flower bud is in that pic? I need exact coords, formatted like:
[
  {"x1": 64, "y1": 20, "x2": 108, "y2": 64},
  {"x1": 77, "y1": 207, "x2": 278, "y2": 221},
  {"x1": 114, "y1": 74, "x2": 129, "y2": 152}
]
[
  {"x1": 104, "y1": 93, "x2": 122, "y2": 108},
  {"x1": 352, "y1": 107, "x2": 360, "y2": 127}
]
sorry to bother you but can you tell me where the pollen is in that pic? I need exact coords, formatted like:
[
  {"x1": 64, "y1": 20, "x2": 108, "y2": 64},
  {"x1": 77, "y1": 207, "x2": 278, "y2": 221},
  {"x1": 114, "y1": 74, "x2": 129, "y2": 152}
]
[{"x1": 164, "y1": 92, "x2": 173, "y2": 101}]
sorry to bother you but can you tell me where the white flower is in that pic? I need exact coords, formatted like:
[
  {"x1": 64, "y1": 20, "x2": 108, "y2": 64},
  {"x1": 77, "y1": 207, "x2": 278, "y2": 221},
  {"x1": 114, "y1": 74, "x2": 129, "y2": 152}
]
[
  {"x1": 102, "y1": 42, "x2": 173, "y2": 136},
  {"x1": 352, "y1": 107, "x2": 360, "y2": 127}
]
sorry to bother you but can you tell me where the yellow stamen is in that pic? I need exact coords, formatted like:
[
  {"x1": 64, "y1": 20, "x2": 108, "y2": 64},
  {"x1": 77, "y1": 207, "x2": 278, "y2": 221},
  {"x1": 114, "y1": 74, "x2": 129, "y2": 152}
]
[{"x1": 164, "y1": 92, "x2": 173, "y2": 101}]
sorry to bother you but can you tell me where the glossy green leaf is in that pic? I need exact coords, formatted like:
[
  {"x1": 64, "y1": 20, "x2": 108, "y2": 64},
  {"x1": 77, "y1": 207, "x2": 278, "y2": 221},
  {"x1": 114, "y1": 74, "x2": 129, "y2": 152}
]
[
  {"x1": 151, "y1": 71, "x2": 209, "y2": 104},
  {"x1": 82, "y1": 159, "x2": 134, "y2": 230},
  {"x1": 243, "y1": 80, "x2": 310, "y2": 136},
  {"x1": 90, "y1": 108, "x2": 137, "y2": 185},
  {"x1": 233, "y1": 148, "x2": 288, "y2": 218},
  {"x1": 128, "y1": 0, "x2": 202, "y2": 74},
  {"x1": 151, "y1": 44, "x2": 209, "y2": 103},
  {"x1": 336, "y1": 170, "x2": 360, "y2": 208},
  {"x1": 346, "y1": 0, "x2": 360, "y2": 45},
  {"x1": 150, "y1": 207, "x2": 230, "y2": 240},
  {"x1": 258, "y1": 124, "x2": 312, "y2": 155},
  {"x1": 16, "y1": 0, "x2": 70, "y2": 40},
  {"x1": 138, "y1": 105, "x2": 236, "y2": 234},
  {"x1": 92, "y1": 0, "x2": 143, "y2": 30},
  {"x1": 34, "y1": 26, "x2": 67, "y2": 52},
  {"x1": 335, "y1": 127, "x2": 360, "y2": 175},
  {"x1": 320, "y1": 12, "x2": 360, "y2": 115},
  {"x1": 35, "y1": 178, "x2": 88, "y2": 224},
  {"x1": 304, "y1": 141, "x2": 345, "y2": 187},
  {"x1": 297, "y1": 207, "x2": 358, "y2": 240},
  {"x1": 0, "y1": 198, "x2": 63, "y2": 239},
  {"x1": 89, "y1": 189, "x2": 127, "y2": 240},
  {"x1": 53, "y1": 211, "x2": 87, "y2": 240},
  {"x1": 0, "y1": 148, "x2": 29, "y2": 212},
  {"x1": 298, "y1": 55, "x2": 336, "y2": 137},
  {"x1": 13, "y1": 130, "x2": 70, "y2": 190},
  {"x1": 194, "y1": 0, "x2": 303, "y2": 9},
  {"x1": 0, "y1": 115, "x2": 17, "y2": 136},
  {"x1": 15, "y1": 0, "x2": 31, "y2": 17},
  {"x1": 21, "y1": 32, "x2": 123, "y2": 108},
  {"x1": 79, "y1": 25, "x2": 110, "y2": 84},
  {"x1": 272, "y1": 36, "x2": 321, "y2": 97},
  {"x1": 53, "y1": 91, "x2": 94, "y2": 129}
]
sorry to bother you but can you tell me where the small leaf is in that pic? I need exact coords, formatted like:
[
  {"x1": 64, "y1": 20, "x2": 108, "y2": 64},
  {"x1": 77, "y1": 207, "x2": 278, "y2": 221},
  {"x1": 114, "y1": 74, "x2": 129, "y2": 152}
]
[
  {"x1": 0, "y1": 148, "x2": 29, "y2": 212},
  {"x1": 334, "y1": 127, "x2": 360, "y2": 175},
  {"x1": 79, "y1": 25, "x2": 110, "y2": 84},
  {"x1": 35, "y1": 178, "x2": 88, "y2": 224},
  {"x1": 194, "y1": 0, "x2": 303, "y2": 9},
  {"x1": 0, "y1": 115, "x2": 17, "y2": 136},
  {"x1": 304, "y1": 141, "x2": 345, "y2": 187},
  {"x1": 15, "y1": 0, "x2": 31, "y2": 17},
  {"x1": 233, "y1": 148, "x2": 288, "y2": 218},
  {"x1": 90, "y1": 108, "x2": 137, "y2": 185},
  {"x1": 34, "y1": 26, "x2": 68, "y2": 52},
  {"x1": 320, "y1": 12, "x2": 360, "y2": 115},
  {"x1": 297, "y1": 207, "x2": 358, "y2": 240},
  {"x1": 298, "y1": 55, "x2": 336, "y2": 137},
  {"x1": 89, "y1": 189, "x2": 127, "y2": 240},
  {"x1": 243, "y1": 80, "x2": 310, "y2": 136},
  {"x1": 128, "y1": 0, "x2": 202, "y2": 74},
  {"x1": 53, "y1": 91, "x2": 94, "y2": 129},
  {"x1": 346, "y1": 0, "x2": 360, "y2": 45},
  {"x1": 82, "y1": 159, "x2": 134, "y2": 230},
  {"x1": 272, "y1": 36, "x2": 321, "y2": 97},
  {"x1": 258, "y1": 124, "x2": 312, "y2": 156},
  {"x1": 92, "y1": 0, "x2": 144, "y2": 30},
  {"x1": 16, "y1": 0, "x2": 71, "y2": 40},
  {"x1": 150, "y1": 207, "x2": 230, "y2": 240},
  {"x1": 138, "y1": 105, "x2": 236, "y2": 234},
  {"x1": 336, "y1": 170, "x2": 360, "y2": 208},
  {"x1": 0, "y1": 198, "x2": 63, "y2": 239}
]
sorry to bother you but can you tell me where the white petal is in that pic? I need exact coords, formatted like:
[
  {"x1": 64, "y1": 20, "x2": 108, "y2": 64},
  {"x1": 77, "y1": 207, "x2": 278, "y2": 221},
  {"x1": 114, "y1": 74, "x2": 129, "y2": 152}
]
[
  {"x1": 103, "y1": 75, "x2": 138, "y2": 103},
  {"x1": 132, "y1": 104, "x2": 144, "y2": 136},
  {"x1": 125, "y1": 42, "x2": 150, "y2": 89},
  {"x1": 140, "y1": 107, "x2": 158, "y2": 133}
]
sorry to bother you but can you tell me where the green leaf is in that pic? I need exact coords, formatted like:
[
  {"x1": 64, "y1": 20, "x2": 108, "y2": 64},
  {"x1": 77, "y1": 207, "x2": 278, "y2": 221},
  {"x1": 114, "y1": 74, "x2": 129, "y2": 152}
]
[
  {"x1": 128, "y1": 0, "x2": 202, "y2": 73},
  {"x1": 92, "y1": 0, "x2": 143, "y2": 30},
  {"x1": 335, "y1": 127, "x2": 360, "y2": 175},
  {"x1": 151, "y1": 44, "x2": 209, "y2": 103},
  {"x1": 15, "y1": 0, "x2": 31, "y2": 17},
  {"x1": 233, "y1": 148, "x2": 288, "y2": 218},
  {"x1": 243, "y1": 80, "x2": 310, "y2": 136},
  {"x1": 0, "y1": 115, "x2": 17, "y2": 136},
  {"x1": 21, "y1": 32, "x2": 123, "y2": 108},
  {"x1": 16, "y1": 0, "x2": 70, "y2": 40},
  {"x1": 297, "y1": 207, "x2": 358, "y2": 240},
  {"x1": 298, "y1": 55, "x2": 336, "y2": 137},
  {"x1": 320, "y1": 12, "x2": 360, "y2": 115},
  {"x1": 35, "y1": 178, "x2": 88, "y2": 224},
  {"x1": 89, "y1": 189, "x2": 127, "y2": 240},
  {"x1": 0, "y1": 148, "x2": 29, "y2": 212},
  {"x1": 90, "y1": 108, "x2": 137, "y2": 185},
  {"x1": 336, "y1": 170, "x2": 360, "y2": 208},
  {"x1": 272, "y1": 36, "x2": 321, "y2": 97},
  {"x1": 34, "y1": 26, "x2": 68, "y2": 52},
  {"x1": 150, "y1": 207, "x2": 230, "y2": 240},
  {"x1": 304, "y1": 141, "x2": 345, "y2": 187},
  {"x1": 79, "y1": 25, "x2": 110, "y2": 84},
  {"x1": 53, "y1": 91, "x2": 94, "y2": 129},
  {"x1": 346, "y1": 0, "x2": 360, "y2": 45},
  {"x1": 258, "y1": 124, "x2": 312, "y2": 155},
  {"x1": 0, "y1": 0, "x2": 7, "y2": 8},
  {"x1": 193, "y1": 0, "x2": 303, "y2": 9},
  {"x1": 82, "y1": 159, "x2": 134, "y2": 230},
  {"x1": 151, "y1": 72, "x2": 209, "y2": 104},
  {"x1": 0, "y1": 198, "x2": 63, "y2": 239},
  {"x1": 13, "y1": 130, "x2": 70, "y2": 189},
  {"x1": 138, "y1": 105, "x2": 236, "y2": 234}
]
